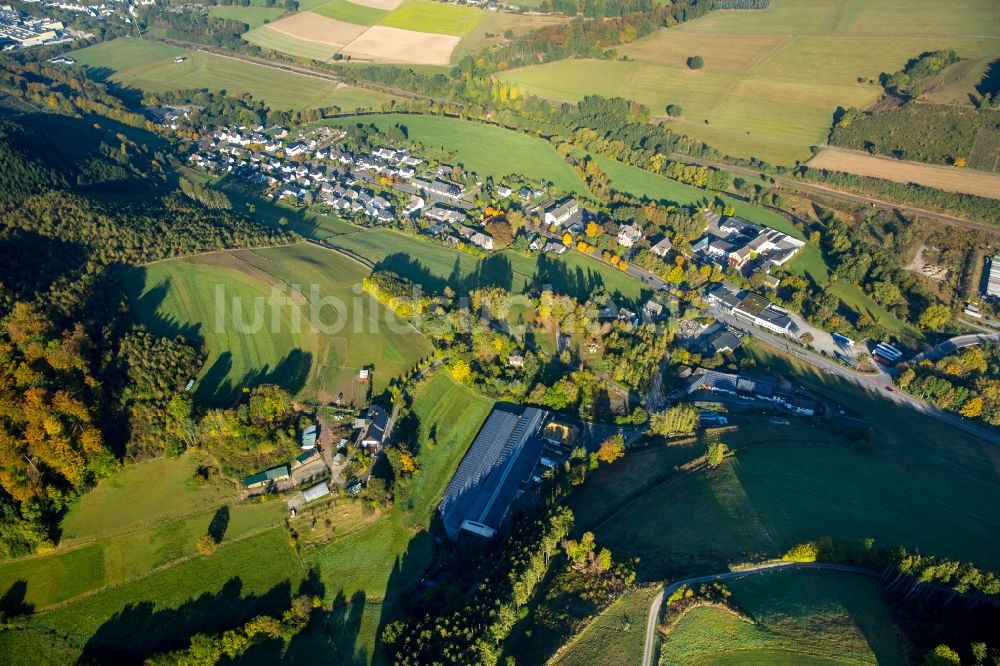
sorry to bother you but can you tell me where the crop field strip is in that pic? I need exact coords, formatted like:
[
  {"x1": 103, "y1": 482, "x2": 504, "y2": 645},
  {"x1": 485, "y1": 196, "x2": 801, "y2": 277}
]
[
  {"x1": 808, "y1": 147, "x2": 1000, "y2": 199},
  {"x1": 499, "y1": 0, "x2": 1000, "y2": 165},
  {"x1": 70, "y1": 38, "x2": 391, "y2": 110},
  {"x1": 245, "y1": 0, "x2": 481, "y2": 64}
]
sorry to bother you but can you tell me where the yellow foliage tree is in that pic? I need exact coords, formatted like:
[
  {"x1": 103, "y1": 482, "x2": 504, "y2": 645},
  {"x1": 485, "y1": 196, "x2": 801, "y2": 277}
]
[
  {"x1": 562, "y1": 232, "x2": 573, "y2": 246},
  {"x1": 585, "y1": 221, "x2": 602, "y2": 238},
  {"x1": 960, "y1": 396, "x2": 983, "y2": 417}
]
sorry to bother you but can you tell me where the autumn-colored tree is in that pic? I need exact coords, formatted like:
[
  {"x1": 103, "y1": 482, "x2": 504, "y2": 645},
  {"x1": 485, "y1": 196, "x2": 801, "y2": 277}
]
[
  {"x1": 562, "y1": 231, "x2": 573, "y2": 246},
  {"x1": 196, "y1": 534, "x2": 219, "y2": 556},
  {"x1": 449, "y1": 359, "x2": 472, "y2": 383},
  {"x1": 959, "y1": 396, "x2": 983, "y2": 417},
  {"x1": 585, "y1": 221, "x2": 602, "y2": 238},
  {"x1": 706, "y1": 442, "x2": 729, "y2": 467},
  {"x1": 918, "y1": 304, "x2": 951, "y2": 331},
  {"x1": 650, "y1": 404, "x2": 699, "y2": 436},
  {"x1": 596, "y1": 434, "x2": 625, "y2": 464}
]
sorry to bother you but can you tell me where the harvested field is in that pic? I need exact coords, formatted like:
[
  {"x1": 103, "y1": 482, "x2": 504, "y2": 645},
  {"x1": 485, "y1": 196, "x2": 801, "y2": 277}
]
[
  {"x1": 264, "y1": 11, "x2": 367, "y2": 48},
  {"x1": 342, "y1": 25, "x2": 459, "y2": 65},
  {"x1": 808, "y1": 147, "x2": 1000, "y2": 200}
]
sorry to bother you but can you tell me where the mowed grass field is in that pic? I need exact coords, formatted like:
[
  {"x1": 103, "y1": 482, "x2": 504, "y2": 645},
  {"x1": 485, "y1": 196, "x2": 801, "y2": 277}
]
[
  {"x1": 0, "y1": 527, "x2": 303, "y2": 665},
  {"x1": 208, "y1": 5, "x2": 286, "y2": 29},
  {"x1": 660, "y1": 569, "x2": 913, "y2": 665},
  {"x1": 327, "y1": 113, "x2": 588, "y2": 195},
  {"x1": 552, "y1": 586, "x2": 658, "y2": 666},
  {"x1": 125, "y1": 243, "x2": 432, "y2": 406},
  {"x1": 312, "y1": 0, "x2": 387, "y2": 25},
  {"x1": 570, "y1": 341, "x2": 1000, "y2": 581},
  {"x1": 327, "y1": 227, "x2": 647, "y2": 303},
  {"x1": 377, "y1": 0, "x2": 481, "y2": 36},
  {"x1": 500, "y1": 0, "x2": 1000, "y2": 165},
  {"x1": 71, "y1": 38, "x2": 392, "y2": 110},
  {"x1": 243, "y1": 23, "x2": 342, "y2": 61}
]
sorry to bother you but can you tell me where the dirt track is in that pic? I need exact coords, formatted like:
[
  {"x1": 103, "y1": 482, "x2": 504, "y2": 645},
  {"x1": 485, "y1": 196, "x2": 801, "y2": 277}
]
[{"x1": 808, "y1": 147, "x2": 1000, "y2": 200}]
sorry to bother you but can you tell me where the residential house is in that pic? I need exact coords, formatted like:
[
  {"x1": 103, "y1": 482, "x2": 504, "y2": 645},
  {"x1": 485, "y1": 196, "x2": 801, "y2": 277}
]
[
  {"x1": 617, "y1": 223, "x2": 644, "y2": 248},
  {"x1": 357, "y1": 405, "x2": 390, "y2": 452},
  {"x1": 650, "y1": 235, "x2": 673, "y2": 258},
  {"x1": 470, "y1": 232, "x2": 495, "y2": 251}
]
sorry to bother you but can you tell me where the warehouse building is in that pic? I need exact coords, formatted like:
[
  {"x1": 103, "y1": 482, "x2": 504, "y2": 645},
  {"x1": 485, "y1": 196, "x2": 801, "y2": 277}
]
[{"x1": 439, "y1": 406, "x2": 547, "y2": 540}]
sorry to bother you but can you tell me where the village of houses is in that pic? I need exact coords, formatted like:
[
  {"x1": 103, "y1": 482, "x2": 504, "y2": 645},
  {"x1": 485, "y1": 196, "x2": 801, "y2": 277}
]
[
  {"x1": 186, "y1": 121, "x2": 885, "y2": 511},
  {"x1": 187, "y1": 122, "x2": 806, "y2": 294}
]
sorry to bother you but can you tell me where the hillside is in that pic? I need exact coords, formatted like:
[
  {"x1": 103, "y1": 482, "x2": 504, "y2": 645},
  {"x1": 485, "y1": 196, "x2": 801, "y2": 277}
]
[{"x1": 499, "y1": 0, "x2": 1000, "y2": 165}]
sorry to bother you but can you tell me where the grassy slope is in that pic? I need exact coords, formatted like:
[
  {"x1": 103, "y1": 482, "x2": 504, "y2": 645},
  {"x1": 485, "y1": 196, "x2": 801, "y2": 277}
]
[
  {"x1": 326, "y1": 228, "x2": 647, "y2": 302},
  {"x1": 500, "y1": 0, "x2": 1000, "y2": 165},
  {"x1": 208, "y1": 5, "x2": 286, "y2": 29},
  {"x1": 569, "y1": 341, "x2": 1000, "y2": 581},
  {"x1": 312, "y1": 0, "x2": 387, "y2": 25},
  {"x1": 0, "y1": 503, "x2": 284, "y2": 611},
  {"x1": 552, "y1": 586, "x2": 658, "y2": 666},
  {"x1": 0, "y1": 452, "x2": 285, "y2": 611},
  {"x1": 326, "y1": 113, "x2": 588, "y2": 196},
  {"x1": 377, "y1": 0, "x2": 482, "y2": 37},
  {"x1": 660, "y1": 569, "x2": 912, "y2": 666},
  {"x1": 0, "y1": 528, "x2": 303, "y2": 665},
  {"x1": 307, "y1": 373, "x2": 494, "y2": 598},
  {"x1": 71, "y1": 38, "x2": 388, "y2": 110},
  {"x1": 125, "y1": 243, "x2": 432, "y2": 406},
  {"x1": 303, "y1": 374, "x2": 494, "y2": 659},
  {"x1": 243, "y1": 24, "x2": 340, "y2": 61}
]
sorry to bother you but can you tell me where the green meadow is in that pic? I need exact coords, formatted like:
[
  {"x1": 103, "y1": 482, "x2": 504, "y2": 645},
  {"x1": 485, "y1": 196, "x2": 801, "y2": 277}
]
[
  {"x1": 208, "y1": 5, "x2": 286, "y2": 29},
  {"x1": 71, "y1": 38, "x2": 392, "y2": 110},
  {"x1": 660, "y1": 569, "x2": 913, "y2": 665},
  {"x1": 552, "y1": 586, "x2": 658, "y2": 666},
  {"x1": 377, "y1": 0, "x2": 482, "y2": 37},
  {"x1": 569, "y1": 341, "x2": 1000, "y2": 580},
  {"x1": 326, "y1": 228, "x2": 647, "y2": 303},
  {"x1": 327, "y1": 113, "x2": 588, "y2": 196},
  {"x1": 0, "y1": 528, "x2": 303, "y2": 665},
  {"x1": 500, "y1": 0, "x2": 1000, "y2": 165},
  {"x1": 125, "y1": 243, "x2": 432, "y2": 406},
  {"x1": 312, "y1": 0, "x2": 387, "y2": 25},
  {"x1": 243, "y1": 24, "x2": 341, "y2": 61}
]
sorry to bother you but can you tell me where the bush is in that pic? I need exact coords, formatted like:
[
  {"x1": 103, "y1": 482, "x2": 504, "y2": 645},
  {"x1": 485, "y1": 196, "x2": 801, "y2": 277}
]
[
  {"x1": 666, "y1": 104, "x2": 683, "y2": 117},
  {"x1": 196, "y1": 534, "x2": 219, "y2": 556},
  {"x1": 782, "y1": 541, "x2": 819, "y2": 562},
  {"x1": 687, "y1": 55, "x2": 704, "y2": 70}
]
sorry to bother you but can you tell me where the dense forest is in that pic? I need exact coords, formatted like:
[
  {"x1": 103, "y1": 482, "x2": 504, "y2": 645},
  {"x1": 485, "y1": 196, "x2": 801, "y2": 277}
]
[{"x1": 0, "y1": 80, "x2": 295, "y2": 556}]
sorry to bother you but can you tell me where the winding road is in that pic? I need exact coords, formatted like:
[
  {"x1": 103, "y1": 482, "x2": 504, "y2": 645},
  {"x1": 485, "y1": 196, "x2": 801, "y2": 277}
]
[{"x1": 642, "y1": 562, "x2": 878, "y2": 666}]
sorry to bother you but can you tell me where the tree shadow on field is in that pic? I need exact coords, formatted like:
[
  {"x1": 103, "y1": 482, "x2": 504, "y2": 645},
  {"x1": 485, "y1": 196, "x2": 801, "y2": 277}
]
[
  {"x1": 126, "y1": 272, "x2": 205, "y2": 345},
  {"x1": 196, "y1": 349, "x2": 312, "y2": 407},
  {"x1": 80, "y1": 577, "x2": 293, "y2": 664},
  {"x1": 976, "y1": 58, "x2": 1000, "y2": 97},
  {"x1": 207, "y1": 506, "x2": 230, "y2": 543},
  {"x1": 0, "y1": 580, "x2": 33, "y2": 619}
]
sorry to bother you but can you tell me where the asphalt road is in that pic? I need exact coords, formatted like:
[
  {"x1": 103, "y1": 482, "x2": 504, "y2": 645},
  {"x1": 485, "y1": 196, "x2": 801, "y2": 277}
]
[
  {"x1": 666, "y1": 152, "x2": 996, "y2": 233},
  {"x1": 911, "y1": 332, "x2": 1000, "y2": 363},
  {"x1": 642, "y1": 562, "x2": 878, "y2": 666}
]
